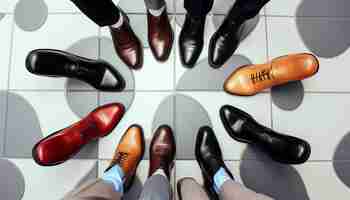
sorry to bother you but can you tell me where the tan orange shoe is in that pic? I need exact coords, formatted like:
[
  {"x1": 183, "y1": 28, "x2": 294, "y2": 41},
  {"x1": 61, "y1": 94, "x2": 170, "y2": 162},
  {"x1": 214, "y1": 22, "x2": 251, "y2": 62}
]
[
  {"x1": 224, "y1": 53, "x2": 319, "y2": 96},
  {"x1": 105, "y1": 124, "x2": 145, "y2": 191}
]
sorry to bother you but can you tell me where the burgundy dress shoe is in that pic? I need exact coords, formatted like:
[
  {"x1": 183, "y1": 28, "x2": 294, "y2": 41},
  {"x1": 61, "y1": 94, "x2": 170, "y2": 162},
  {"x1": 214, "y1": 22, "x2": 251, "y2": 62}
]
[
  {"x1": 110, "y1": 11, "x2": 143, "y2": 70},
  {"x1": 32, "y1": 103, "x2": 125, "y2": 166},
  {"x1": 147, "y1": 9, "x2": 174, "y2": 62},
  {"x1": 148, "y1": 125, "x2": 176, "y2": 179}
]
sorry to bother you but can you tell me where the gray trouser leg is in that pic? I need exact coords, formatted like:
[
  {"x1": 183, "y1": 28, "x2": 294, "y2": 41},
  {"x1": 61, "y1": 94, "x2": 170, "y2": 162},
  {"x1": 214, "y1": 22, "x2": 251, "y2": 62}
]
[
  {"x1": 219, "y1": 180, "x2": 275, "y2": 200},
  {"x1": 139, "y1": 175, "x2": 171, "y2": 200},
  {"x1": 178, "y1": 178, "x2": 209, "y2": 200},
  {"x1": 144, "y1": 0, "x2": 166, "y2": 10},
  {"x1": 63, "y1": 179, "x2": 122, "y2": 200}
]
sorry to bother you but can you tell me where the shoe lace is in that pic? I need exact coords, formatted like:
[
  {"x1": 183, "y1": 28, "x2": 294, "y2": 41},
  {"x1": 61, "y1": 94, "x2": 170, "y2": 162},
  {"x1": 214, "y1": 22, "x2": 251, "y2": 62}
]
[
  {"x1": 250, "y1": 69, "x2": 273, "y2": 84},
  {"x1": 114, "y1": 152, "x2": 129, "y2": 167}
]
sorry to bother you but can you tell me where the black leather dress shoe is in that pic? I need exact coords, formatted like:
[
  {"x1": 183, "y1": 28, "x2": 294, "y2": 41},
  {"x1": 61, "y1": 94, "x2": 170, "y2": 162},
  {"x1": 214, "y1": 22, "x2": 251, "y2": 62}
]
[
  {"x1": 26, "y1": 49, "x2": 126, "y2": 91},
  {"x1": 208, "y1": 17, "x2": 241, "y2": 69},
  {"x1": 209, "y1": 0, "x2": 270, "y2": 68},
  {"x1": 195, "y1": 126, "x2": 234, "y2": 200},
  {"x1": 220, "y1": 105, "x2": 311, "y2": 164},
  {"x1": 179, "y1": 14, "x2": 206, "y2": 68}
]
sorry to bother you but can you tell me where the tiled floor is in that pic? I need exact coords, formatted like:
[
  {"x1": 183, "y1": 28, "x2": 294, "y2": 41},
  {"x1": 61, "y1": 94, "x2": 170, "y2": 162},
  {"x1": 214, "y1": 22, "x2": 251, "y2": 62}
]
[{"x1": 1, "y1": 0, "x2": 350, "y2": 200}]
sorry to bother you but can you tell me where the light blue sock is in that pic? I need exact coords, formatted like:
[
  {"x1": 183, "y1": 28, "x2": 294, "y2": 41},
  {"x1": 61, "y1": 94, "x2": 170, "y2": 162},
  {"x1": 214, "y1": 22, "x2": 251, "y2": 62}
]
[
  {"x1": 213, "y1": 167, "x2": 233, "y2": 193},
  {"x1": 102, "y1": 165, "x2": 124, "y2": 194}
]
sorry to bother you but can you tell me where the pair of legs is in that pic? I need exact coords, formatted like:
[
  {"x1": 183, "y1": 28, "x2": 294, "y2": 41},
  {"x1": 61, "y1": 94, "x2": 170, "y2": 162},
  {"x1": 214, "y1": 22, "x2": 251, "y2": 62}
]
[
  {"x1": 63, "y1": 174, "x2": 171, "y2": 200},
  {"x1": 70, "y1": 0, "x2": 166, "y2": 26},
  {"x1": 179, "y1": 178, "x2": 273, "y2": 200},
  {"x1": 180, "y1": 0, "x2": 270, "y2": 68},
  {"x1": 70, "y1": 0, "x2": 173, "y2": 66},
  {"x1": 63, "y1": 124, "x2": 175, "y2": 200}
]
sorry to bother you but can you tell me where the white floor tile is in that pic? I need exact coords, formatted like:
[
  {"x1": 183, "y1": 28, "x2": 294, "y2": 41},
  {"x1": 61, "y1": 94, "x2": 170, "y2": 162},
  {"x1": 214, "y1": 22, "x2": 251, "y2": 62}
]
[
  {"x1": 10, "y1": 14, "x2": 98, "y2": 90},
  {"x1": 11, "y1": 158, "x2": 97, "y2": 200},
  {"x1": 272, "y1": 93, "x2": 350, "y2": 161},
  {"x1": 266, "y1": 0, "x2": 350, "y2": 17},
  {"x1": 267, "y1": 17, "x2": 350, "y2": 92},
  {"x1": 11, "y1": 91, "x2": 80, "y2": 135},
  {"x1": 3, "y1": 0, "x2": 81, "y2": 13},
  {"x1": 265, "y1": 0, "x2": 302, "y2": 16},
  {"x1": 294, "y1": 162, "x2": 350, "y2": 200},
  {"x1": 0, "y1": 0, "x2": 17, "y2": 13}
]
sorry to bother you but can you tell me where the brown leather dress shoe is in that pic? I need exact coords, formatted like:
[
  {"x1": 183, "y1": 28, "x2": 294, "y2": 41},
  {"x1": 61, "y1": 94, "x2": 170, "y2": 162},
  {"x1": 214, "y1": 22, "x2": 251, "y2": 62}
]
[
  {"x1": 148, "y1": 125, "x2": 176, "y2": 179},
  {"x1": 105, "y1": 124, "x2": 145, "y2": 191},
  {"x1": 110, "y1": 12, "x2": 143, "y2": 70},
  {"x1": 224, "y1": 53, "x2": 319, "y2": 96},
  {"x1": 147, "y1": 9, "x2": 174, "y2": 62}
]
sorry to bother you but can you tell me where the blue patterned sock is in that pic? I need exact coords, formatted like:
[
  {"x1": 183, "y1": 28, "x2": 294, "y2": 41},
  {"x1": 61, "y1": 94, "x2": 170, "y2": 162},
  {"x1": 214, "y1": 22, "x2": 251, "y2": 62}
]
[
  {"x1": 102, "y1": 165, "x2": 124, "y2": 194},
  {"x1": 213, "y1": 167, "x2": 233, "y2": 193}
]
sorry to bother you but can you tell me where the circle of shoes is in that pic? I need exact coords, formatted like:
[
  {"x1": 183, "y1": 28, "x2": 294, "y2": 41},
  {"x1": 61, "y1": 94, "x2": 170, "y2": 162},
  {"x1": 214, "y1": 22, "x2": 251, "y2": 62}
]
[{"x1": 27, "y1": 0, "x2": 318, "y2": 183}]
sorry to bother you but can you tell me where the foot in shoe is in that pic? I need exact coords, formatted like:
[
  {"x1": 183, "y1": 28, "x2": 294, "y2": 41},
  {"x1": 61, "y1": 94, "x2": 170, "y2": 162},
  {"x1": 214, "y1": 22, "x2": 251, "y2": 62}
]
[
  {"x1": 208, "y1": 17, "x2": 241, "y2": 69},
  {"x1": 32, "y1": 103, "x2": 125, "y2": 166},
  {"x1": 110, "y1": 10, "x2": 143, "y2": 70},
  {"x1": 208, "y1": 0, "x2": 271, "y2": 68},
  {"x1": 26, "y1": 49, "x2": 126, "y2": 92},
  {"x1": 106, "y1": 124, "x2": 145, "y2": 191},
  {"x1": 147, "y1": 7, "x2": 174, "y2": 62},
  {"x1": 195, "y1": 126, "x2": 234, "y2": 200},
  {"x1": 148, "y1": 125, "x2": 176, "y2": 179},
  {"x1": 220, "y1": 105, "x2": 311, "y2": 164},
  {"x1": 179, "y1": 14, "x2": 206, "y2": 68},
  {"x1": 224, "y1": 53, "x2": 319, "y2": 96}
]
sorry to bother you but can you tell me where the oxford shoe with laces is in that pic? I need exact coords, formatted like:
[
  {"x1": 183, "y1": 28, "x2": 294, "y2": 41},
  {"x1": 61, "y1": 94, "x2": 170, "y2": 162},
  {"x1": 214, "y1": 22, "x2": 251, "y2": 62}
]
[{"x1": 105, "y1": 124, "x2": 145, "y2": 191}]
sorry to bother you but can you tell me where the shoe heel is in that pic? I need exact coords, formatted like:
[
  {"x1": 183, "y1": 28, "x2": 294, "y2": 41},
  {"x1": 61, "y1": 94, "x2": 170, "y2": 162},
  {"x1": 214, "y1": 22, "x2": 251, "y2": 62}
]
[
  {"x1": 124, "y1": 173, "x2": 136, "y2": 192},
  {"x1": 203, "y1": 178, "x2": 219, "y2": 200}
]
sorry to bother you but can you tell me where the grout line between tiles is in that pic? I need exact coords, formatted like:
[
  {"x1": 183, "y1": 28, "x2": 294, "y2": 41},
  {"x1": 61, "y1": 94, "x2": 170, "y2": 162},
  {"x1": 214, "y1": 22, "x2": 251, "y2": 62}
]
[
  {"x1": 264, "y1": 15, "x2": 273, "y2": 129},
  {"x1": 6, "y1": 157, "x2": 349, "y2": 163},
  {"x1": 10, "y1": 89, "x2": 350, "y2": 94},
  {"x1": 264, "y1": 14, "x2": 350, "y2": 19},
  {"x1": 173, "y1": 0, "x2": 177, "y2": 194},
  {"x1": 97, "y1": 27, "x2": 102, "y2": 158},
  {"x1": 3, "y1": 15, "x2": 16, "y2": 156}
]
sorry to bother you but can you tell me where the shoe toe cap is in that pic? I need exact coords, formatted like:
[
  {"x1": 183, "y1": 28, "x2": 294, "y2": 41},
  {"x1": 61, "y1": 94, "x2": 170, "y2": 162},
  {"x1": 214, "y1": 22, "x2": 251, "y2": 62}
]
[
  {"x1": 92, "y1": 103, "x2": 125, "y2": 134},
  {"x1": 290, "y1": 140, "x2": 311, "y2": 164},
  {"x1": 100, "y1": 67, "x2": 126, "y2": 91},
  {"x1": 224, "y1": 72, "x2": 255, "y2": 96},
  {"x1": 302, "y1": 53, "x2": 319, "y2": 75},
  {"x1": 25, "y1": 50, "x2": 41, "y2": 73},
  {"x1": 179, "y1": 39, "x2": 203, "y2": 68}
]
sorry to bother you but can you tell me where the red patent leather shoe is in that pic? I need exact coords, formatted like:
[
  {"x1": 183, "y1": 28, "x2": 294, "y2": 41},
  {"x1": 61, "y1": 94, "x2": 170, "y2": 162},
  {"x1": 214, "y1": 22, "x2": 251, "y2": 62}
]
[{"x1": 32, "y1": 103, "x2": 125, "y2": 166}]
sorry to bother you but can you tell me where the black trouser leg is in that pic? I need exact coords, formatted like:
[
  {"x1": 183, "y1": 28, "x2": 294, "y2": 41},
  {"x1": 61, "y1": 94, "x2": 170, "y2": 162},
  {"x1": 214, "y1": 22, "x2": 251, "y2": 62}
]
[
  {"x1": 71, "y1": 0, "x2": 121, "y2": 26},
  {"x1": 184, "y1": 0, "x2": 214, "y2": 17},
  {"x1": 229, "y1": 0, "x2": 270, "y2": 22}
]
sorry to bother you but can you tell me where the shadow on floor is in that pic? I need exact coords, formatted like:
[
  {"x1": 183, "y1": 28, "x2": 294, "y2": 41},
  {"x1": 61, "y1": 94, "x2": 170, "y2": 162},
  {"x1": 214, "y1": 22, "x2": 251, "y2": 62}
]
[
  {"x1": 0, "y1": 158, "x2": 25, "y2": 200},
  {"x1": 240, "y1": 145, "x2": 310, "y2": 200},
  {"x1": 5, "y1": 91, "x2": 42, "y2": 158},
  {"x1": 176, "y1": 55, "x2": 251, "y2": 91},
  {"x1": 296, "y1": 0, "x2": 350, "y2": 58},
  {"x1": 14, "y1": 0, "x2": 48, "y2": 32},
  {"x1": 333, "y1": 131, "x2": 350, "y2": 189}
]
